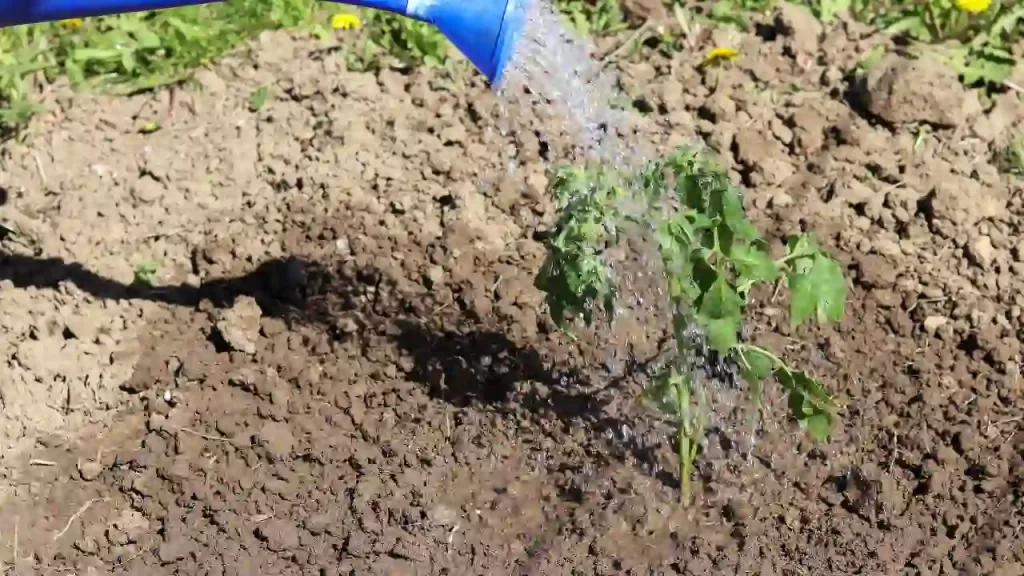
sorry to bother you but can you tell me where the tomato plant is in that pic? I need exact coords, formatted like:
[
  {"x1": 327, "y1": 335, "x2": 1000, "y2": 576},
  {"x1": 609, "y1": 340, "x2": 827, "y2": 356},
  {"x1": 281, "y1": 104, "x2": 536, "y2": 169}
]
[{"x1": 535, "y1": 145, "x2": 848, "y2": 504}]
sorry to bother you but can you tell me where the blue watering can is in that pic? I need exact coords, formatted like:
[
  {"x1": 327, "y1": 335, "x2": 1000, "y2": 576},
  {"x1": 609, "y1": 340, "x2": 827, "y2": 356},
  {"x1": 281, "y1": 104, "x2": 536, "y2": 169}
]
[{"x1": 0, "y1": 0, "x2": 525, "y2": 84}]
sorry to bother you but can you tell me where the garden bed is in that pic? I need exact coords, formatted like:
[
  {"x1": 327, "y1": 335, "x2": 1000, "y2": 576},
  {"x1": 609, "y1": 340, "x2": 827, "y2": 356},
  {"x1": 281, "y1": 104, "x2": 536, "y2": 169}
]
[{"x1": 1, "y1": 4, "x2": 1022, "y2": 574}]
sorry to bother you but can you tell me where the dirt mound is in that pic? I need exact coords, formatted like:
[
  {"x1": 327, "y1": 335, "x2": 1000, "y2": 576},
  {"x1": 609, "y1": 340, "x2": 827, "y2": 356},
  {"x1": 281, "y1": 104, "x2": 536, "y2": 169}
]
[{"x1": 1, "y1": 11, "x2": 1022, "y2": 576}]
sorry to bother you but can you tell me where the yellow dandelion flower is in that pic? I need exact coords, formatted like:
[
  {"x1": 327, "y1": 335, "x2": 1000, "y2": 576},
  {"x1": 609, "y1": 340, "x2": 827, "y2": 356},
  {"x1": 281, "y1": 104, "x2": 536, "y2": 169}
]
[
  {"x1": 59, "y1": 18, "x2": 83, "y2": 29},
  {"x1": 955, "y1": 0, "x2": 990, "y2": 13},
  {"x1": 330, "y1": 13, "x2": 362, "y2": 30},
  {"x1": 704, "y1": 46, "x2": 739, "y2": 66}
]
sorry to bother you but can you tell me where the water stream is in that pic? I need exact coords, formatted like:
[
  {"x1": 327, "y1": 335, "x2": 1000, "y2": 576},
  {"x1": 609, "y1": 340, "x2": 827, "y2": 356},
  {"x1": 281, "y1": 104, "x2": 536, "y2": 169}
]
[{"x1": 486, "y1": 0, "x2": 763, "y2": 486}]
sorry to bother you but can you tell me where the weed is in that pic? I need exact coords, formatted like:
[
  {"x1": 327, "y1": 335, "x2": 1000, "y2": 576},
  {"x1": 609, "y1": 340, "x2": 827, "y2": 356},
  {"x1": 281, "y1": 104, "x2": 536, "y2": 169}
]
[
  {"x1": 346, "y1": 11, "x2": 451, "y2": 72},
  {"x1": 559, "y1": 0, "x2": 628, "y2": 35},
  {"x1": 685, "y1": 0, "x2": 1020, "y2": 88},
  {"x1": 139, "y1": 120, "x2": 161, "y2": 133},
  {"x1": 248, "y1": 85, "x2": 270, "y2": 112},
  {"x1": 536, "y1": 145, "x2": 847, "y2": 504},
  {"x1": 854, "y1": 0, "x2": 1023, "y2": 86},
  {"x1": 133, "y1": 261, "x2": 160, "y2": 286},
  {"x1": 0, "y1": 0, "x2": 323, "y2": 130},
  {"x1": 1001, "y1": 134, "x2": 1024, "y2": 176},
  {"x1": 709, "y1": 0, "x2": 774, "y2": 29}
]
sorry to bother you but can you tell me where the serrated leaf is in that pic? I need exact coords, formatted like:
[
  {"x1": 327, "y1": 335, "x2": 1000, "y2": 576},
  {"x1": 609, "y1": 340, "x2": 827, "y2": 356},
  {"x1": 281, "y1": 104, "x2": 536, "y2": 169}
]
[
  {"x1": 704, "y1": 316, "x2": 740, "y2": 354},
  {"x1": 786, "y1": 234, "x2": 819, "y2": 263},
  {"x1": 961, "y1": 54, "x2": 1014, "y2": 86},
  {"x1": 774, "y1": 367, "x2": 836, "y2": 442},
  {"x1": 788, "y1": 253, "x2": 846, "y2": 328},
  {"x1": 698, "y1": 276, "x2": 743, "y2": 354},
  {"x1": 884, "y1": 15, "x2": 930, "y2": 41},
  {"x1": 721, "y1": 187, "x2": 759, "y2": 240},
  {"x1": 691, "y1": 255, "x2": 718, "y2": 299},
  {"x1": 775, "y1": 367, "x2": 835, "y2": 413},
  {"x1": 730, "y1": 243, "x2": 780, "y2": 288}
]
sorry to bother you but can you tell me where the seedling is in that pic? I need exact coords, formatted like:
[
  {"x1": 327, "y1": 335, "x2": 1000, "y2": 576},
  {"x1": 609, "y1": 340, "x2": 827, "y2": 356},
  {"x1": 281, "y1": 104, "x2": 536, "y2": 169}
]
[
  {"x1": 139, "y1": 120, "x2": 161, "y2": 133},
  {"x1": 133, "y1": 261, "x2": 160, "y2": 287},
  {"x1": 536, "y1": 145, "x2": 847, "y2": 504},
  {"x1": 1001, "y1": 133, "x2": 1024, "y2": 176},
  {"x1": 248, "y1": 86, "x2": 270, "y2": 112}
]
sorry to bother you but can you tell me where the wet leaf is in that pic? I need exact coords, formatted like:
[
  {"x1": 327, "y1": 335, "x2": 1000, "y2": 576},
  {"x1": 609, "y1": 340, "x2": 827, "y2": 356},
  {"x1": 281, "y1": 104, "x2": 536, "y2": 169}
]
[
  {"x1": 775, "y1": 367, "x2": 836, "y2": 443},
  {"x1": 730, "y1": 242, "x2": 780, "y2": 288},
  {"x1": 789, "y1": 253, "x2": 846, "y2": 328},
  {"x1": 739, "y1": 346, "x2": 774, "y2": 383},
  {"x1": 641, "y1": 370, "x2": 690, "y2": 418},
  {"x1": 721, "y1": 187, "x2": 759, "y2": 241},
  {"x1": 698, "y1": 275, "x2": 742, "y2": 354}
]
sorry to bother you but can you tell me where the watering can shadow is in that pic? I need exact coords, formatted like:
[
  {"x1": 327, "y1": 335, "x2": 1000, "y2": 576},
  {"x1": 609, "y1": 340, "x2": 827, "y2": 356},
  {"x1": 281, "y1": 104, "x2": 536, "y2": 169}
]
[{"x1": 0, "y1": 0, "x2": 526, "y2": 85}]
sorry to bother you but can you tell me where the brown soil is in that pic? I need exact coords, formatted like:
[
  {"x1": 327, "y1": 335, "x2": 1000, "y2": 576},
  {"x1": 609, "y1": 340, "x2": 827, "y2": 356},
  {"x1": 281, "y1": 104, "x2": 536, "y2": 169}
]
[{"x1": 2, "y1": 7, "x2": 1023, "y2": 576}]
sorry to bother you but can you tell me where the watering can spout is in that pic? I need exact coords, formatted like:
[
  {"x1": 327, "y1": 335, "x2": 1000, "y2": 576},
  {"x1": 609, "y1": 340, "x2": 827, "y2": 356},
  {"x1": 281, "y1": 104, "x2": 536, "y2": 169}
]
[
  {"x1": 406, "y1": 0, "x2": 524, "y2": 85},
  {"x1": 0, "y1": 0, "x2": 526, "y2": 85}
]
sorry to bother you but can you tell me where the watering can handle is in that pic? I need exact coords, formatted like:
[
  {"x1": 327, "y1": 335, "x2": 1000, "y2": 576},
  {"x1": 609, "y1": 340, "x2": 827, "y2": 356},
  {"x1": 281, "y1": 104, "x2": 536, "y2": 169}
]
[{"x1": 0, "y1": 0, "x2": 524, "y2": 84}]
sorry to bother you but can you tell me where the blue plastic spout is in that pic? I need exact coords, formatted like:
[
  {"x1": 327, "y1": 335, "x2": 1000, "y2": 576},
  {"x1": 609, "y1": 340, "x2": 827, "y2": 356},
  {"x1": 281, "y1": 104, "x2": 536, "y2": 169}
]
[
  {"x1": 0, "y1": 0, "x2": 524, "y2": 84},
  {"x1": 402, "y1": 0, "x2": 523, "y2": 85}
]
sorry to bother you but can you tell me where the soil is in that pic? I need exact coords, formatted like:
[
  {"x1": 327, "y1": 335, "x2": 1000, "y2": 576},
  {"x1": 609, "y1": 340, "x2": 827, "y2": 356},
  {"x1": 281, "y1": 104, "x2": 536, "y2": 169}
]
[{"x1": 2, "y1": 6, "x2": 1023, "y2": 575}]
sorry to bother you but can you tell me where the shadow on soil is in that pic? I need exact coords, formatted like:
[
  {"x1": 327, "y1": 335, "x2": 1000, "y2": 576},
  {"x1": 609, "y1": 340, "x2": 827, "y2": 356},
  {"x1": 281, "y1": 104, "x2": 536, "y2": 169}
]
[
  {"x1": 0, "y1": 252, "x2": 319, "y2": 320},
  {"x1": 392, "y1": 319, "x2": 679, "y2": 492},
  {"x1": 0, "y1": 249, "x2": 676, "y2": 491}
]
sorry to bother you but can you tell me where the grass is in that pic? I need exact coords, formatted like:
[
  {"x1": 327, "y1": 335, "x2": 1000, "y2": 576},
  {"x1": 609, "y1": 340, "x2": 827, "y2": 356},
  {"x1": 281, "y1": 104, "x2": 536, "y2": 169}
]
[
  {"x1": 0, "y1": 0, "x2": 328, "y2": 130},
  {"x1": 0, "y1": 0, "x2": 663, "y2": 132},
  {"x1": 696, "y1": 0, "x2": 1022, "y2": 88},
  {"x1": 0, "y1": 0, "x2": 1021, "y2": 132}
]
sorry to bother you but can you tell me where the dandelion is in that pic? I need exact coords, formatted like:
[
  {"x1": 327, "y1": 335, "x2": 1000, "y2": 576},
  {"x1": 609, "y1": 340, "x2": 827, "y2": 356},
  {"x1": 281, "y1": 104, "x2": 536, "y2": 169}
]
[
  {"x1": 330, "y1": 13, "x2": 362, "y2": 30},
  {"x1": 954, "y1": 0, "x2": 990, "y2": 13},
  {"x1": 704, "y1": 46, "x2": 739, "y2": 67},
  {"x1": 58, "y1": 18, "x2": 83, "y2": 29}
]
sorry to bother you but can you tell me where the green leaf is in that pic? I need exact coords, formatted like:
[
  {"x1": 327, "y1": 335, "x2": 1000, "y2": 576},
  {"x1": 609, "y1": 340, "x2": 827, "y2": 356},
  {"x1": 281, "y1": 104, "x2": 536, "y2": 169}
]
[
  {"x1": 640, "y1": 369, "x2": 690, "y2": 418},
  {"x1": 703, "y1": 317, "x2": 739, "y2": 355},
  {"x1": 738, "y1": 345, "x2": 774, "y2": 383},
  {"x1": 884, "y1": 15, "x2": 930, "y2": 41},
  {"x1": 816, "y1": 0, "x2": 851, "y2": 21},
  {"x1": 687, "y1": 211, "x2": 715, "y2": 231},
  {"x1": 803, "y1": 413, "x2": 833, "y2": 444},
  {"x1": 774, "y1": 367, "x2": 836, "y2": 443},
  {"x1": 248, "y1": 86, "x2": 269, "y2": 112},
  {"x1": 698, "y1": 276, "x2": 743, "y2": 354},
  {"x1": 739, "y1": 345, "x2": 774, "y2": 403},
  {"x1": 788, "y1": 253, "x2": 846, "y2": 328},
  {"x1": 785, "y1": 234, "x2": 819, "y2": 267},
  {"x1": 730, "y1": 242, "x2": 780, "y2": 290},
  {"x1": 721, "y1": 187, "x2": 759, "y2": 241}
]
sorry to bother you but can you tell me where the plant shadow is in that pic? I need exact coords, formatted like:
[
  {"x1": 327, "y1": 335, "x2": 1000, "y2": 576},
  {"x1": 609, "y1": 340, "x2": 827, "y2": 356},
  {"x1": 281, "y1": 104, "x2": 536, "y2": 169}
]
[
  {"x1": 0, "y1": 246, "x2": 680, "y2": 492},
  {"x1": 388, "y1": 316, "x2": 679, "y2": 492}
]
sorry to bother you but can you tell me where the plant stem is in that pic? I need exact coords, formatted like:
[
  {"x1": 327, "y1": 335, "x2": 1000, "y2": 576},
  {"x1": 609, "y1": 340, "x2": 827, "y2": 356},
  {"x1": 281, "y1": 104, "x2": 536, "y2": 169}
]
[
  {"x1": 736, "y1": 343, "x2": 785, "y2": 369},
  {"x1": 678, "y1": 424, "x2": 691, "y2": 505}
]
